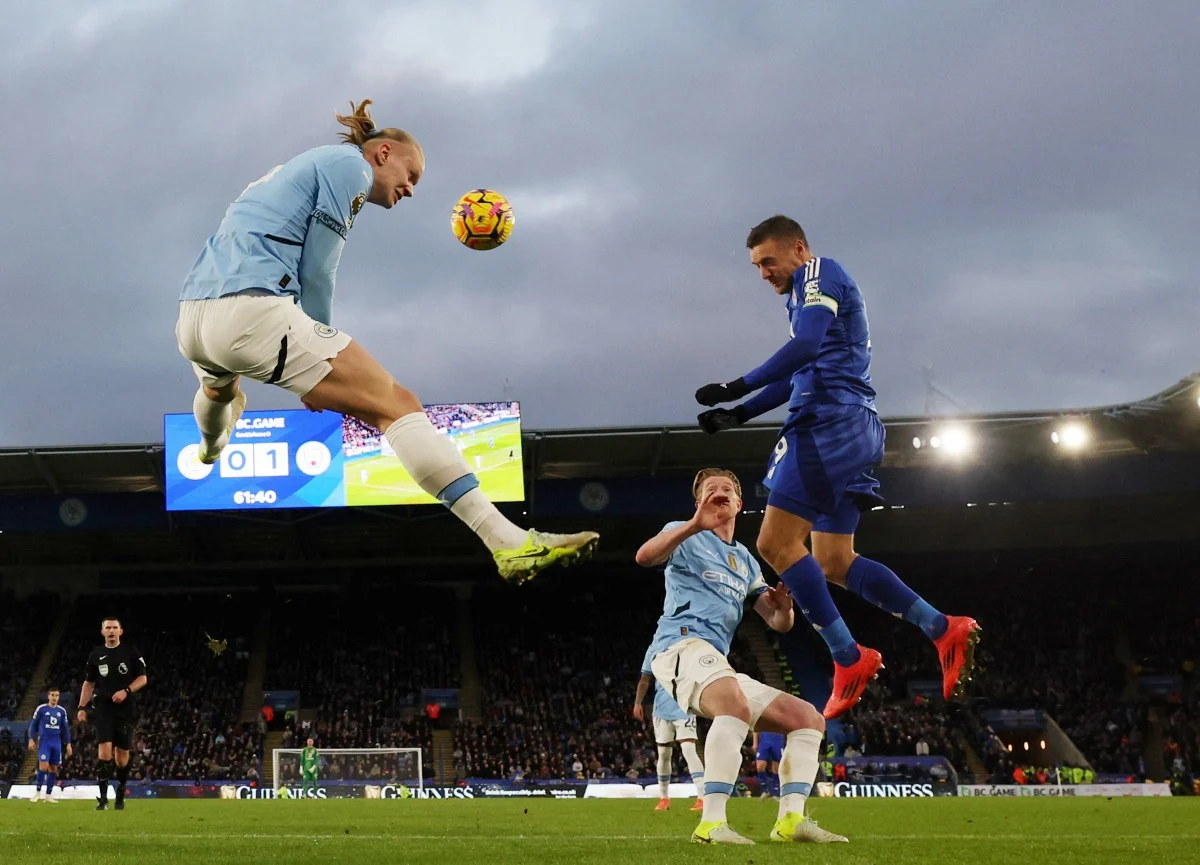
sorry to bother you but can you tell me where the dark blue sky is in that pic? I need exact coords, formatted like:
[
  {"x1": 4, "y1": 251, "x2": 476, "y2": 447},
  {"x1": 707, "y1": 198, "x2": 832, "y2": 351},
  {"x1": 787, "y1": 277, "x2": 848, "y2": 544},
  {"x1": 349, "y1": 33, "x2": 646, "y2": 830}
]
[{"x1": 3, "y1": 0, "x2": 1197, "y2": 445}]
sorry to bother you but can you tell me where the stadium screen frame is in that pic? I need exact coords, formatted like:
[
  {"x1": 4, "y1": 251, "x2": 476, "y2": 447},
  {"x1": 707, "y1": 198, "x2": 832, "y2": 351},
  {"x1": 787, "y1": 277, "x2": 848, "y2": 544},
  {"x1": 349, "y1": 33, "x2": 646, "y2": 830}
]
[{"x1": 163, "y1": 402, "x2": 525, "y2": 512}]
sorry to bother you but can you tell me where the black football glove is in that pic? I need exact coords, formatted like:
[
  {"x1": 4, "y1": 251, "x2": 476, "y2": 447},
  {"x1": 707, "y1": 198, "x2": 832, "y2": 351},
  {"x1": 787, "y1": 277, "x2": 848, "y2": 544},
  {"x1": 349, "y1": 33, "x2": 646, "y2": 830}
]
[
  {"x1": 695, "y1": 377, "x2": 751, "y2": 407},
  {"x1": 698, "y1": 406, "x2": 749, "y2": 434}
]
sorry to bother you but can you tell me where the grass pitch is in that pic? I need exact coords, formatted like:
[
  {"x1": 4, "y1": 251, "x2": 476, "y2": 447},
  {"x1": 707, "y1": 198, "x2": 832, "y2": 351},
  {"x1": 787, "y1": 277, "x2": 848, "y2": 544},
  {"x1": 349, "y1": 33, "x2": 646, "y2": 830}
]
[
  {"x1": 344, "y1": 420, "x2": 524, "y2": 506},
  {"x1": 3, "y1": 797, "x2": 1198, "y2": 865}
]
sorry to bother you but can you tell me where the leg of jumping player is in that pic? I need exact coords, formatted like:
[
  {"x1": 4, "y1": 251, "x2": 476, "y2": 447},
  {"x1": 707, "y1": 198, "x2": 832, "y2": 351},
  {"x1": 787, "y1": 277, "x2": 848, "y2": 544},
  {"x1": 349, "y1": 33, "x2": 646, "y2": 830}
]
[
  {"x1": 194, "y1": 378, "x2": 248, "y2": 465},
  {"x1": 757, "y1": 506, "x2": 883, "y2": 719},
  {"x1": 812, "y1": 527, "x2": 981, "y2": 701},
  {"x1": 301, "y1": 340, "x2": 597, "y2": 583}
]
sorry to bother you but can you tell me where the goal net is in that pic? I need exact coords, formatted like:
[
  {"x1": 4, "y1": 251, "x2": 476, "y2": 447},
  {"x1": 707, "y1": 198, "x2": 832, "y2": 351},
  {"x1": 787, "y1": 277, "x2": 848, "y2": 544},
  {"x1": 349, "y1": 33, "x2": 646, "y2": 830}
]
[{"x1": 271, "y1": 747, "x2": 424, "y2": 798}]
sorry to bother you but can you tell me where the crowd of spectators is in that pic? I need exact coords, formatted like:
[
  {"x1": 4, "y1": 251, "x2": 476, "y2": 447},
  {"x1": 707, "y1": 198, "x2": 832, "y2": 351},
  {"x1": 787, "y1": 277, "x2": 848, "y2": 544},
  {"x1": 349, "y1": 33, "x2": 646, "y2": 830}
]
[
  {"x1": 0, "y1": 591, "x2": 59, "y2": 723},
  {"x1": 266, "y1": 586, "x2": 459, "y2": 717},
  {"x1": 1164, "y1": 696, "x2": 1200, "y2": 794},
  {"x1": 342, "y1": 403, "x2": 519, "y2": 457}
]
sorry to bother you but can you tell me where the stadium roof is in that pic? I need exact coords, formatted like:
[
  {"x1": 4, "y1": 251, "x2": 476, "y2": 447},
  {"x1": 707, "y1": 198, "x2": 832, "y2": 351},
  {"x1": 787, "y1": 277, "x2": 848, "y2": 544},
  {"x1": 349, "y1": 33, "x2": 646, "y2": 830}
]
[{"x1": 0, "y1": 372, "x2": 1196, "y2": 496}]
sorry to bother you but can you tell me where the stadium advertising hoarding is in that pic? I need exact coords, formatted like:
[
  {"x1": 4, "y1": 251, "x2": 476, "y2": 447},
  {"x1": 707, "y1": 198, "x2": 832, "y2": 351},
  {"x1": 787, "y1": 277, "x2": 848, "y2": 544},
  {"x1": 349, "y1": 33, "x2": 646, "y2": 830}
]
[
  {"x1": 817, "y1": 782, "x2": 957, "y2": 798},
  {"x1": 959, "y1": 783, "x2": 1172, "y2": 797},
  {"x1": 163, "y1": 403, "x2": 524, "y2": 511}
]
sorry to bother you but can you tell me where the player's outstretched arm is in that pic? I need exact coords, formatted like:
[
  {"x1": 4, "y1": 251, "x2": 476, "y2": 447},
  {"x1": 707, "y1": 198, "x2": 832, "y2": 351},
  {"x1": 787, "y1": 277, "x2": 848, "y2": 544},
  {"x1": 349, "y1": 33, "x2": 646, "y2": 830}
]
[
  {"x1": 698, "y1": 379, "x2": 792, "y2": 434},
  {"x1": 635, "y1": 521, "x2": 702, "y2": 568},
  {"x1": 694, "y1": 305, "x2": 835, "y2": 407},
  {"x1": 754, "y1": 583, "x2": 795, "y2": 633}
]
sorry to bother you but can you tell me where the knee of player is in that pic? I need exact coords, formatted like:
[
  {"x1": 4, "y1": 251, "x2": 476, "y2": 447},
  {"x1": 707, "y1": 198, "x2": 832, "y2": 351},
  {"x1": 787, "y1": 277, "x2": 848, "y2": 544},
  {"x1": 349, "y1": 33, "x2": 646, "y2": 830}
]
[
  {"x1": 814, "y1": 551, "x2": 854, "y2": 584},
  {"x1": 780, "y1": 696, "x2": 825, "y2": 734}
]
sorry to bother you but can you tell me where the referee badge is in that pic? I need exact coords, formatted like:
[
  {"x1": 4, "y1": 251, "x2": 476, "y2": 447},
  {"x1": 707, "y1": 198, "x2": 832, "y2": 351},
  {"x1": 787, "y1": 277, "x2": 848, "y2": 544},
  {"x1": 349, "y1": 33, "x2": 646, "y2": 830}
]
[{"x1": 98, "y1": 664, "x2": 109, "y2": 677}]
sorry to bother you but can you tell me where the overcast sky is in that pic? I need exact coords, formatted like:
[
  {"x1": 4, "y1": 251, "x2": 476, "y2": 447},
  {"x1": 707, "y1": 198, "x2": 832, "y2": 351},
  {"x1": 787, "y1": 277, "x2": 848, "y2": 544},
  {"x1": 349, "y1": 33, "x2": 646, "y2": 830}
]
[{"x1": 2, "y1": 0, "x2": 1197, "y2": 447}]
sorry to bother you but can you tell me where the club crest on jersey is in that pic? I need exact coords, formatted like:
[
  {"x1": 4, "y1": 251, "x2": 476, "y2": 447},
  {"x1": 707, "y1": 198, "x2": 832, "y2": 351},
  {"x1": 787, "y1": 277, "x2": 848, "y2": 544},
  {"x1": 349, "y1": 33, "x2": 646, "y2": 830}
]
[
  {"x1": 98, "y1": 664, "x2": 109, "y2": 677},
  {"x1": 118, "y1": 662, "x2": 129, "y2": 675},
  {"x1": 349, "y1": 192, "x2": 366, "y2": 228},
  {"x1": 313, "y1": 323, "x2": 339, "y2": 339}
]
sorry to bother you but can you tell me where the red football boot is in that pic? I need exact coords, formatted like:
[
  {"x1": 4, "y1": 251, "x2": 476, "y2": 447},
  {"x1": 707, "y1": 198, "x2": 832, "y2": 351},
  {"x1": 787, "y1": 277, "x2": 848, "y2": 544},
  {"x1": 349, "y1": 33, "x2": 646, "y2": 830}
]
[
  {"x1": 690, "y1": 797, "x2": 704, "y2": 811},
  {"x1": 934, "y1": 616, "x2": 982, "y2": 700},
  {"x1": 822, "y1": 646, "x2": 884, "y2": 719},
  {"x1": 654, "y1": 797, "x2": 671, "y2": 811}
]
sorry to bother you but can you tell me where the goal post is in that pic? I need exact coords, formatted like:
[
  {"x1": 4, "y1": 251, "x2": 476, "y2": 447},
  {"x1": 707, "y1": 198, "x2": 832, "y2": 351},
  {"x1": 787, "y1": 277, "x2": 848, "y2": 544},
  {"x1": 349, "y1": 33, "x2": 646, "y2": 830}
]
[{"x1": 272, "y1": 747, "x2": 424, "y2": 797}]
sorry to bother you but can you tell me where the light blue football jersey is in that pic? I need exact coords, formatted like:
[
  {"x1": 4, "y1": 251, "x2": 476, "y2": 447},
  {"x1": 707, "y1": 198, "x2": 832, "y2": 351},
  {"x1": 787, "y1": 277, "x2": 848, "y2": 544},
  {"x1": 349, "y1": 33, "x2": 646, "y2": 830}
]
[
  {"x1": 646, "y1": 521, "x2": 769, "y2": 661},
  {"x1": 180, "y1": 144, "x2": 373, "y2": 324},
  {"x1": 641, "y1": 642, "x2": 689, "y2": 722}
]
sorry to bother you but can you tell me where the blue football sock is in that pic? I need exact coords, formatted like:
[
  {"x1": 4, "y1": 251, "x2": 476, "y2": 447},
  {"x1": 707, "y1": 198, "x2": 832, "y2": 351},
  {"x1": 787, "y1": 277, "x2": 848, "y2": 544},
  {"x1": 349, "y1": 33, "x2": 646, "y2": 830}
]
[
  {"x1": 770, "y1": 774, "x2": 781, "y2": 797},
  {"x1": 845, "y1": 556, "x2": 948, "y2": 639},
  {"x1": 35, "y1": 769, "x2": 45, "y2": 792},
  {"x1": 46, "y1": 771, "x2": 56, "y2": 793},
  {"x1": 780, "y1": 555, "x2": 861, "y2": 666}
]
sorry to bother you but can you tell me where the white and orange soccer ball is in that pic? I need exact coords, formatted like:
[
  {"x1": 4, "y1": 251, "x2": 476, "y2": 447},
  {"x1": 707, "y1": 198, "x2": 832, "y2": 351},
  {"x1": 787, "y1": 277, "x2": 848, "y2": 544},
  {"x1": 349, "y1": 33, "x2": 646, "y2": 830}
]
[{"x1": 451, "y1": 189, "x2": 515, "y2": 250}]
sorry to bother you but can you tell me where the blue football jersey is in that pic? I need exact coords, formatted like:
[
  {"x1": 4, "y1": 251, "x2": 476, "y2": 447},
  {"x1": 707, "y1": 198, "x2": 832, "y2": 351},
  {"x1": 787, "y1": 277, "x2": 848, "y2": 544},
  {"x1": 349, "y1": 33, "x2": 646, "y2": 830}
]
[
  {"x1": 641, "y1": 642, "x2": 689, "y2": 722},
  {"x1": 29, "y1": 704, "x2": 70, "y2": 745},
  {"x1": 181, "y1": 144, "x2": 373, "y2": 322},
  {"x1": 785, "y1": 256, "x2": 876, "y2": 411},
  {"x1": 647, "y1": 522, "x2": 769, "y2": 660}
]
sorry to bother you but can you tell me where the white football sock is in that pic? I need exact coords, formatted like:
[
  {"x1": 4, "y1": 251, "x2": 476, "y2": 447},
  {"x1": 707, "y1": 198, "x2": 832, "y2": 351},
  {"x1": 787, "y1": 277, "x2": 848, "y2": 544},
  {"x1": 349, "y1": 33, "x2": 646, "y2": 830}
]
[
  {"x1": 701, "y1": 715, "x2": 749, "y2": 824},
  {"x1": 679, "y1": 740, "x2": 705, "y2": 797},
  {"x1": 778, "y1": 727, "x2": 822, "y2": 819},
  {"x1": 657, "y1": 745, "x2": 673, "y2": 797},
  {"x1": 384, "y1": 413, "x2": 526, "y2": 551},
  {"x1": 193, "y1": 388, "x2": 231, "y2": 442}
]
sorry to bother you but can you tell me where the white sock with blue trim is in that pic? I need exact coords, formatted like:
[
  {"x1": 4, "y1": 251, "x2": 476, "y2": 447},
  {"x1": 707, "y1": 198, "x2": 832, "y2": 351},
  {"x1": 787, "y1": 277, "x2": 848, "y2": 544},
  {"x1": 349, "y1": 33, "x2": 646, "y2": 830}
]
[
  {"x1": 778, "y1": 727, "x2": 823, "y2": 818},
  {"x1": 657, "y1": 745, "x2": 673, "y2": 798},
  {"x1": 384, "y1": 413, "x2": 526, "y2": 551},
  {"x1": 701, "y1": 715, "x2": 749, "y2": 824}
]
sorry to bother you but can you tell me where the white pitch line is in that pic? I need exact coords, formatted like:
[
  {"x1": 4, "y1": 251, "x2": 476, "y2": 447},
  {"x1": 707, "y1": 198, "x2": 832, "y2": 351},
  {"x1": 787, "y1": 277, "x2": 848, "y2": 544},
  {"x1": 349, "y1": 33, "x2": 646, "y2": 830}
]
[{"x1": 1, "y1": 830, "x2": 1197, "y2": 843}]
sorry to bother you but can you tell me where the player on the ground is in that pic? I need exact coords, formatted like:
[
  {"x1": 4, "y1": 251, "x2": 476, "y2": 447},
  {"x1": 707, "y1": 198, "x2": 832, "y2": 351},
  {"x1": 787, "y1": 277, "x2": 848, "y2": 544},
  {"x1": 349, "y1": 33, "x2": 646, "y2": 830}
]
[
  {"x1": 176, "y1": 98, "x2": 597, "y2": 583},
  {"x1": 633, "y1": 651, "x2": 704, "y2": 812},
  {"x1": 753, "y1": 731, "x2": 784, "y2": 798},
  {"x1": 694, "y1": 216, "x2": 980, "y2": 719},
  {"x1": 300, "y1": 737, "x2": 320, "y2": 797},
  {"x1": 27, "y1": 687, "x2": 72, "y2": 803},
  {"x1": 76, "y1": 617, "x2": 147, "y2": 811},
  {"x1": 637, "y1": 468, "x2": 848, "y2": 846}
]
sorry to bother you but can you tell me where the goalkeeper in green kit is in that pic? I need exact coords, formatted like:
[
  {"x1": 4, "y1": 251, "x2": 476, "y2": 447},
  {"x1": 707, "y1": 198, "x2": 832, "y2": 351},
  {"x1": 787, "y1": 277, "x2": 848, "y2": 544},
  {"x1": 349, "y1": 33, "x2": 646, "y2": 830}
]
[{"x1": 300, "y1": 737, "x2": 320, "y2": 797}]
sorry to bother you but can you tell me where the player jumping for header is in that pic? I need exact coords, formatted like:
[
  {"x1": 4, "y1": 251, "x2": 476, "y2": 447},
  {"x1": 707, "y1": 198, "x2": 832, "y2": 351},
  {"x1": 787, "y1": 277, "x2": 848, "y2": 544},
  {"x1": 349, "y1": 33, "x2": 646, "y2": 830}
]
[
  {"x1": 27, "y1": 687, "x2": 72, "y2": 803},
  {"x1": 176, "y1": 99, "x2": 597, "y2": 583},
  {"x1": 694, "y1": 216, "x2": 980, "y2": 719},
  {"x1": 638, "y1": 468, "x2": 847, "y2": 845}
]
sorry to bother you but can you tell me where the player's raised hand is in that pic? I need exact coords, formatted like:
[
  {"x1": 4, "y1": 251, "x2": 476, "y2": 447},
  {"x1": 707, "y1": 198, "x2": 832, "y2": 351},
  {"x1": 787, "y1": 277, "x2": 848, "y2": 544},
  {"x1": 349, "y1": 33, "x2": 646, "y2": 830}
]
[
  {"x1": 692, "y1": 488, "x2": 733, "y2": 531},
  {"x1": 632, "y1": 704, "x2": 645, "y2": 722},
  {"x1": 766, "y1": 582, "x2": 792, "y2": 611},
  {"x1": 695, "y1": 377, "x2": 750, "y2": 407},
  {"x1": 698, "y1": 406, "x2": 748, "y2": 435}
]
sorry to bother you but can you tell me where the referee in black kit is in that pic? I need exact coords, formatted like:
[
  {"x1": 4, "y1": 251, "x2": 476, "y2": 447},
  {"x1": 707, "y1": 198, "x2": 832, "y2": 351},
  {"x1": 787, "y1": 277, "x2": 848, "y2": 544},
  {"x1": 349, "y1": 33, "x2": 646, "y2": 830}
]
[{"x1": 76, "y1": 617, "x2": 147, "y2": 810}]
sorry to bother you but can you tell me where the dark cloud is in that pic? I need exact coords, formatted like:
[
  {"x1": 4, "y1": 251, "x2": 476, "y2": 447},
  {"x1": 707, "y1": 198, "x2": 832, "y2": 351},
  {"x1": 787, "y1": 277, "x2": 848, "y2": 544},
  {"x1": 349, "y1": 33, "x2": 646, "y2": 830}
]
[{"x1": 2, "y1": 0, "x2": 1197, "y2": 446}]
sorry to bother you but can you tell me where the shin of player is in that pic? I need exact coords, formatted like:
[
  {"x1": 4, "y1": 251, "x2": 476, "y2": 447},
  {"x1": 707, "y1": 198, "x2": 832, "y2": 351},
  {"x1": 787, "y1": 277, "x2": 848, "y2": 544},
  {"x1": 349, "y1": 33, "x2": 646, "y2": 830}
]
[
  {"x1": 28, "y1": 688, "x2": 72, "y2": 803},
  {"x1": 638, "y1": 469, "x2": 846, "y2": 845},
  {"x1": 77, "y1": 617, "x2": 147, "y2": 810},
  {"x1": 176, "y1": 99, "x2": 597, "y2": 585}
]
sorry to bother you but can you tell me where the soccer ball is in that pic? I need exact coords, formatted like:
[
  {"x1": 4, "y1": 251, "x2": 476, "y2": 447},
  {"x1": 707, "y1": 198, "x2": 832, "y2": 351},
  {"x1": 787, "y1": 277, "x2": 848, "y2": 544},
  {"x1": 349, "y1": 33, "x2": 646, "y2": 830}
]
[{"x1": 451, "y1": 189, "x2": 514, "y2": 250}]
